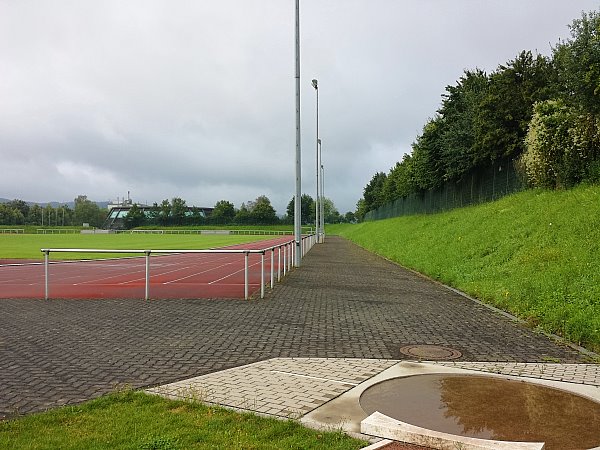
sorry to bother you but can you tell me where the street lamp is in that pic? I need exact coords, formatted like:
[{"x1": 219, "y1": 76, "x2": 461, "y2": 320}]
[
  {"x1": 312, "y1": 78, "x2": 320, "y2": 243},
  {"x1": 319, "y1": 140, "x2": 325, "y2": 242}
]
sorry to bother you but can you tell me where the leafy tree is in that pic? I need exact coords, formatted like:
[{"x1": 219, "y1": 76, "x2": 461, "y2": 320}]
[
  {"x1": 171, "y1": 197, "x2": 187, "y2": 226},
  {"x1": 286, "y1": 194, "x2": 315, "y2": 225},
  {"x1": 250, "y1": 195, "x2": 278, "y2": 224},
  {"x1": 363, "y1": 172, "x2": 387, "y2": 213},
  {"x1": 357, "y1": 10, "x2": 600, "y2": 213},
  {"x1": 234, "y1": 203, "x2": 252, "y2": 225},
  {"x1": 0, "y1": 204, "x2": 24, "y2": 225},
  {"x1": 6, "y1": 199, "x2": 29, "y2": 218},
  {"x1": 321, "y1": 197, "x2": 340, "y2": 223},
  {"x1": 554, "y1": 11, "x2": 600, "y2": 115},
  {"x1": 74, "y1": 195, "x2": 104, "y2": 227},
  {"x1": 355, "y1": 198, "x2": 367, "y2": 222},
  {"x1": 411, "y1": 118, "x2": 445, "y2": 191},
  {"x1": 51, "y1": 205, "x2": 72, "y2": 226},
  {"x1": 158, "y1": 199, "x2": 171, "y2": 226},
  {"x1": 343, "y1": 211, "x2": 356, "y2": 223},
  {"x1": 123, "y1": 203, "x2": 145, "y2": 229},
  {"x1": 27, "y1": 204, "x2": 43, "y2": 225},
  {"x1": 382, "y1": 154, "x2": 418, "y2": 203},
  {"x1": 438, "y1": 69, "x2": 489, "y2": 179},
  {"x1": 211, "y1": 200, "x2": 236, "y2": 224},
  {"x1": 474, "y1": 50, "x2": 556, "y2": 162}
]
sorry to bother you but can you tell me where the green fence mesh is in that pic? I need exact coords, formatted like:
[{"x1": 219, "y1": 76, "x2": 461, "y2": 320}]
[{"x1": 365, "y1": 158, "x2": 525, "y2": 221}]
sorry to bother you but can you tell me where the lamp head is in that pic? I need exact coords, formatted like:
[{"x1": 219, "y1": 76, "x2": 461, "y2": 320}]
[{"x1": 311, "y1": 79, "x2": 318, "y2": 89}]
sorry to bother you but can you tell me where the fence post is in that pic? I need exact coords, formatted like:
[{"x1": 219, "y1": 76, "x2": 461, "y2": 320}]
[
  {"x1": 277, "y1": 246, "x2": 281, "y2": 281},
  {"x1": 44, "y1": 250, "x2": 49, "y2": 300},
  {"x1": 144, "y1": 250, "x2": 151, "y2": 300},
  {"x1": 244, "y1": 252, "x2": 249, "y2": 300},
  {"x1": 270, "y1": 248, "x2": 274, "y2": 289},
  {"x1": 261, "y1": 251, "x2": 265, "y2": 299}
]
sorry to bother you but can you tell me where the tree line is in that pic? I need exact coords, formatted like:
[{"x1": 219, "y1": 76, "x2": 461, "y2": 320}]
[
  {"x1": 123, "y1": 194, "x2": 350, "y2": 229},
  {"x1": 357, "y1": 10, "x2": 600, "y2": 220},
  {"x1": 1, "y1": 193, "x2": 353, "y2": 228},
  {"x1": 0, "y1": 196, "x2": 106, "y2": 227}
]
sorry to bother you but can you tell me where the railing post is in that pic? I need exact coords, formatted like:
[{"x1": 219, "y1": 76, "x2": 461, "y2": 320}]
[
  {"x1": 244, "y1": 252, "x2": 249, "y2": 300},
  {"x1": 283, "y1": 244, "x2": 287, "y2": 276},
  {"x1": 270, "y1": 248, "x2": 274, "y2": 289},
  {"x1": 145, "y1": 250, "x2": 151, "y2": 300},
  {"x1": 44, "y1": 250, "x2": 49, "y2": 300},
  {"x1": 277, "y1": 246, "x2": 281, "y2": 281},
  {"x1": 261, "y1": 251, "x2": 265, "y2": 299}
]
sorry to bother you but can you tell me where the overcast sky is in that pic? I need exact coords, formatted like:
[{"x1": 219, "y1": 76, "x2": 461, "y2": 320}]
[{"x1": 1, "y1": 1, "x2": 598, "y2": 215}]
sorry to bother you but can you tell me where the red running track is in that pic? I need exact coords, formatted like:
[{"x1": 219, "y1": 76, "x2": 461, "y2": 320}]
[{"x1": 0, "y1": 237, "x2": 294, "y2": 300}]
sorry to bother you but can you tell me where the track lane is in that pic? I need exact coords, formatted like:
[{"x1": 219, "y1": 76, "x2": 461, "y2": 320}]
[{"x1": 0, "y1": 237, "x2": 292, "y2": 299}]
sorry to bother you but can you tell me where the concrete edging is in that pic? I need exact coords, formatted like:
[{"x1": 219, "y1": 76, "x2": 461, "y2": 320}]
[{"x1": 361, "y1": 411, "x2": 545, "y2": 450}]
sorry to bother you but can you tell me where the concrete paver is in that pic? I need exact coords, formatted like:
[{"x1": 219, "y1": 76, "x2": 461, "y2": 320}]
[
  {"x1": 0, "y1": 236, "x2": 595, "y2": 419},
  {"x1": 147, "y1": 358, "x2": 600, "y2": 422},
  {"x1": 146, "y1": 358, "x2": 399, "y2": 418}
]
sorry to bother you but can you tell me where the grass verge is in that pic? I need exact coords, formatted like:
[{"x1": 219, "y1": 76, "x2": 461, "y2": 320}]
[
  {"x1": 0, "y1": 390, "x2": 366, "y2": 450},
  {"x1": 0, "y1": 234, "x2": 280, "y2": 261},
  {"x1": 330, "y1": 185, "x2": 600, "y2": 352}
]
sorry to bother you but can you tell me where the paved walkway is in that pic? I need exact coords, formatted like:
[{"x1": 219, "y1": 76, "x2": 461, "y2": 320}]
[
  {"x1": 146, "y1": 358, "x2": 600, "y2": 420},
  {"x1": 0, "y1": 236, "x2": 593, "y2": 419}
]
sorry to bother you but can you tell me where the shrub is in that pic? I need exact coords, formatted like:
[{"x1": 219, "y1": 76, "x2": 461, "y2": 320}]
[{"x1": 522, "y1": 100, "x2": 600, "y2": 188}]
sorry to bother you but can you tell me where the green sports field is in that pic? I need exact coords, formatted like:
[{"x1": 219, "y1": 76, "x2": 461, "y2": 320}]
[{"x1": 0, "y1": 233, "x2": 278, "y2": 261}]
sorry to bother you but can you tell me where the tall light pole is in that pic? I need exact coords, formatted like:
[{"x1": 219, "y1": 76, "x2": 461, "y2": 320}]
[
  {"x1": 319, "y1": 139, "x2": 325, "y2": 242},
  {"x1": 294, "y1": 0, "x2": 302, "y2": 267},
  {"x1": 311, "y1": 78, "x2": 319, "y2": 243}
]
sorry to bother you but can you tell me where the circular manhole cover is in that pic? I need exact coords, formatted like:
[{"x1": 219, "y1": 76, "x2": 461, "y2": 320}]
[{"x1": 399, "y1": 344, "x2": 462, "y2": 360}]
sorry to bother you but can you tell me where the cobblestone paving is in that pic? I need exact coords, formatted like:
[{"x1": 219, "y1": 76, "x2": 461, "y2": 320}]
[
  {"x1": 434, "y1": 361, "x2": 600, "y2": 385},
  {"x1": 147, "y1": 358, "x2": 399, "y2": 418},
  {"x1": 0, "y1": 237, "x2": 591, "y2": 419},
  {"x1": 147, "y1": 358, "x2": 600, "y2": 420}
]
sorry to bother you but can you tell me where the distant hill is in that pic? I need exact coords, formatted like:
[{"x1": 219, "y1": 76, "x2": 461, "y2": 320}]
[{"x1": 0, "y1": 198, "x2": 109, "y2": 209}]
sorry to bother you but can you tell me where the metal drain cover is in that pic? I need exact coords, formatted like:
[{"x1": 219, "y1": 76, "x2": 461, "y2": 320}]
[{"x1": 399, "y1": 345, "x2": 462, "y2": 360}]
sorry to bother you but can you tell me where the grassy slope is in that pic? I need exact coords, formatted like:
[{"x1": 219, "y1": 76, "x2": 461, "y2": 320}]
[
  {"x1": 330, "y1": 185, "x2": 600, "y2": 351},
  {"x1": 0, "y1": 234, "x2": 277, "y2": 260}
]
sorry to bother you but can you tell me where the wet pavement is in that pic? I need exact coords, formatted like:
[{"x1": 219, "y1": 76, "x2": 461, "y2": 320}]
[{"x1": 0, "y1": 236, "x2": 596, "y2": 424}]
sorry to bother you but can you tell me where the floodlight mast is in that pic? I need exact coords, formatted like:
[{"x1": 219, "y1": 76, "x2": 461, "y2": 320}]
[
  {"x1": 294, "y1": 0, "x2": 302, "y2": 267},
  {"x1": 312, "y1": 78, "x2": 320, "y2": 243},
  {"x1": 319, "y1": 139, "x2": 324, "y2": 242}
]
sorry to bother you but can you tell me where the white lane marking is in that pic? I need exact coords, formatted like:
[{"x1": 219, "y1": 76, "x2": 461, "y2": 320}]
[
  {"x1": 163, "y1": 262, "x2": 236, "y2": 284},
  {"x1": 207, "y1": 260, "x2": 261, "y2": 285}
]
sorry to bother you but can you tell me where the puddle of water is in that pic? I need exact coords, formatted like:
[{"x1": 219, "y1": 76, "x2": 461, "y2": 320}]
[{"x1": 360, "y1": 374, "x2": 600, "y2": 450}]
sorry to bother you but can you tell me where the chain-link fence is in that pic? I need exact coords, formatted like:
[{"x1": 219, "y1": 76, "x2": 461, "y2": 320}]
[{"x1": 365, "y1": 158, "x2": 526, "y2": 221}]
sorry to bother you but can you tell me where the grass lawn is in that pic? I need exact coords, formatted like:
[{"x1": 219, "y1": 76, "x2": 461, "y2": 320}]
[
  {"x1": 0, "y1": 390, "x2": 366, "y2": 450},
  {"x1": 0, "y1": 234, "x2": 280, "y2": 261},
  {"x1": 330, "y1": 184, "x2": 600, "y2": 352}
]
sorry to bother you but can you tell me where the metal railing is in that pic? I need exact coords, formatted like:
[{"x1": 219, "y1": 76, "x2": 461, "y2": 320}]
[
  {"x1": 0, "y1": 228, "x2": 24, "y2": 234},
  {"x1": 121, "y1": 229, "x2": 294, "y2": 236},
  {"x1": 37, "y1": 228, "x2": 81, "y2": 234},
  {"x1": 41, "y1": 234, "x2": 316, "y2": 301}
]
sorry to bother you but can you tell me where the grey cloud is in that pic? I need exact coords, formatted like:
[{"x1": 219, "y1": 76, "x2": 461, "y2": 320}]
[{"x1": 1, "y1": 0, "x2": 597, "y2": 214}]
